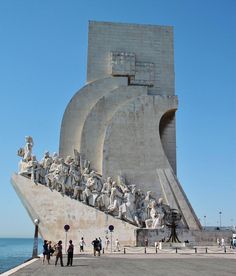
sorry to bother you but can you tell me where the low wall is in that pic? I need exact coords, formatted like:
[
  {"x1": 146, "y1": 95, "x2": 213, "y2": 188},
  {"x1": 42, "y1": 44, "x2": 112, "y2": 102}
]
[{"x1": 135, "y1": 228, "x2": 234, "y2": 246}]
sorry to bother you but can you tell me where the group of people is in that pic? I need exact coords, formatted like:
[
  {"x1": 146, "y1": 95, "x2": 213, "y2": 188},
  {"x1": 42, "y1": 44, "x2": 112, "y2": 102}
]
[
  {"x1": 18, "y1": 136, "x2": 172, "y2": 229},
  {"x1": 42, "y1": 236, "x2": 120, "y2": 266},
  {"x1": 43, "y1": 239, "x2": 75, "y2": 267}
]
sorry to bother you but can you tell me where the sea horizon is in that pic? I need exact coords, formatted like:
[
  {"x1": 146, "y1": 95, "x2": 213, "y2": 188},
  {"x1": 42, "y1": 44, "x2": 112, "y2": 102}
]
[{"x1": 0, "y1": 237, "x2": 43, "y2": 274}]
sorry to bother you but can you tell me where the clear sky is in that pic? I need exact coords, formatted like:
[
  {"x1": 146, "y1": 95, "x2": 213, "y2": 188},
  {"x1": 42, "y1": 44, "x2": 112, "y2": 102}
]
[{"x1": 0, "y1": 0, "x2": 235, "y2": 237}]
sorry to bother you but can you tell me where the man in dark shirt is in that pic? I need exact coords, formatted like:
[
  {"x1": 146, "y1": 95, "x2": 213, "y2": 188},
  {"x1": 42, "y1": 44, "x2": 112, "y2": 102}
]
[
  {"x1": 92, "y1": 238, "x2": 100, "y2": 256},
  {"x1": 67, "y1": 240, "x2": 74, "y2": 266}
]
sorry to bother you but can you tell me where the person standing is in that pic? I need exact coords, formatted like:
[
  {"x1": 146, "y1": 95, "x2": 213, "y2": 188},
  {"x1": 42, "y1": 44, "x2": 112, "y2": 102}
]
[
  {"x1": 92, "y1": 238, "x2": 100, "y2": 256},
  {"x1": 80, "y1": 237, "x2": 86, "y2": 252},
  {"x1": 221, "y1": 237, "x2": 225, "y2": 247},
  {"x1": 42, "y1": 240, "x2": 49, "y2": 264},
  {"x1": 144, "y1": 237, "x2": 148, "y2": 247},
  {"x1": 115, "y1": 238, "x2": 120, "y2": 252},
  {"x1": 67, "y1": 240, "x2": 74, "y2": 266},
  {"x1": 55, "y1": 240, "x2": 64, "y2": 266},
  {"x1": 98, "y1": 237, "x2": 102, "y2": 252},
  {"x1": 105, "y1": 236, "x2": 110, "y2": 250}
]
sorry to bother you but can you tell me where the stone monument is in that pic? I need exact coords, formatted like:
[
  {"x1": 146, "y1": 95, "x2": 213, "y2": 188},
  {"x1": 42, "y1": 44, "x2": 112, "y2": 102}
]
[
  {"x1": 14, "y1": 21, "x2": 232, "y2": 250},
  {"x1": 60, "y1": 21, "x2": 201, "y2": 230}
]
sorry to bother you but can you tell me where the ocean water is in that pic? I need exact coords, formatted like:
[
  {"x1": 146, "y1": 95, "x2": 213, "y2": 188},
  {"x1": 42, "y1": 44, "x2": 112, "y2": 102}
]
[{"x1": 0, "y1": 238, "x2": 43, "y2": 274}]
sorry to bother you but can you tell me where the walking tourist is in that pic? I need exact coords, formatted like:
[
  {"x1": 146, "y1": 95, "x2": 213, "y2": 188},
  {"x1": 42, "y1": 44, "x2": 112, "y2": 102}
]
[
  {"x1": 55, "y1": 240, "x2": 64, "y2": 266},
  {"x1": 80, "y1": 237, "x2": 86, "y2": 252},
  {"x1": 67, "y1": 240, "x2": 74, "y2": 266},
  {"x1": 92, "y1": 238, "x2": 101, "y2": 256},
  {"x1": 115, "y1": 238, "x2": 120, "y2": 251},
  {"x1": 105, "y1": 236, "x2": 110, "y2": 250}
]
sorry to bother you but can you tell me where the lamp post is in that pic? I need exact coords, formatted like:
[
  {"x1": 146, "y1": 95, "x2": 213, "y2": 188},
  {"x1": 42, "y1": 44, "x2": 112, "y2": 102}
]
[
  {"x1": 32, "y1": 218, "x2": 40, "y2": 258},
  {"x1": 204, "y1": 215, "x2": 206, "y2": 229},
  {"x1": 64, "y1": 224, "x2": 70, "y2": 253},
  {"x1": 219, "y1": 211, "x2": 222, "y2": 228}
]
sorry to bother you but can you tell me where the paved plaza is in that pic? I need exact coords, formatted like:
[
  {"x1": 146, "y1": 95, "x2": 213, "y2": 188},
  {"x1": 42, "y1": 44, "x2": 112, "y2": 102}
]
[{"x1": 4, "y1": 247, "x2": 236, "y2": 276}]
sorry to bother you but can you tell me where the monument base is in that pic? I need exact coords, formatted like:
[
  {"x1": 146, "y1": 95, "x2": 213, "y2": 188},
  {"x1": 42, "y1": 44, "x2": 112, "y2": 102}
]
[{"x1": 135, "y1": 228, "x2": 234, "y2": 246}]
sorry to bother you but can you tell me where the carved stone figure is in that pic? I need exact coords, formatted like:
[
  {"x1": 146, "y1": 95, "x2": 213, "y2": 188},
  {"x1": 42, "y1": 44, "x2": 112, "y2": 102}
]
[
  {"x1": 95, "y1": 177, "x2": 112, "y2": 210},
  {"x1": 52, "y1": 158, "x2": 69, "y2": 194},
  {"x1": 145, "y1": 201, "x2": 158, "y2": 228},
  {"x1": 45, "y1": 156, "x2": 60, "y2": 189},
  {"x1": 118, "y1": 188, "x2": 140, "y2": 226},
  {"x1": 23, "y1": 136, "x2": 34, "y2": 162},
  {"x1": 107, "y1": 181, "x2": 123, "y2": 215},
  {"x1": 16, "y1": 137, "x2": 176, "y2": 229},
  {"x1": 82, "y1": 171, "x2": 102, "y2": 206}
]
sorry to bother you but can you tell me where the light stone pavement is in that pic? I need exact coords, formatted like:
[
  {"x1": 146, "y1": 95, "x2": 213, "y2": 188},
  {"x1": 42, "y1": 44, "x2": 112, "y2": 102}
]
[{"x1": 5, "y1": 247, "x2": 236, "y2": 276}]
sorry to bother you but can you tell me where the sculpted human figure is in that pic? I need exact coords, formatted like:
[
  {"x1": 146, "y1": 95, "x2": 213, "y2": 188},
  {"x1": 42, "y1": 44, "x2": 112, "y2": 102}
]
[
  {"x1": 107, "y1": 181, "x2": 123, "y2": 215},
  {"x1": 82, "y1": 171, "x2": 102, "y2": 205},
  {"x1": 154, "y1": 197, "x2": 167, "y2": 228},
  {"x1": 25, "y1": 155, "x2": 41, "y2": 183},
  {"x1": 145, "y1": 201, "x2": 158, "y2": 228},
  {"x1": 45, "y1": 156, "x2": 60, "y2": 189},
  {"x1": 73, "y1": 149, "x2": 81, "y2": 167},
  {"x1": 67, "y1": 160, "x2": 83, "y2": 200},
  {"x1": 41, "y1": 151, "x2": 53, "y2": 174},
  {"x1": 117, "y1": 174, "x2": 129, "y2": 193},
  {"x1": 23, "y1": 136, "x2": 34, "y2": 162},
  {"x1": 145, "y1": 198, "x2": 166, "y2": 229},
  {"x1": 95, "y1": 177, "x2": 112, "y2": 210},
  {"x1": 52, "y1": 158, "x2": 69, "y2": 194},
  {"x1": 118, "y1": 186, "x2": 141, "y2": 226},
  {"x1": 16, "y1": 137, "x2": 175, "y2": 229},
  {"x1": 40, "y1": 151, "x2": 53, "y2": 184},
  {"x1": 17, "y1": 136, "x2": 34, "y2": 174}
]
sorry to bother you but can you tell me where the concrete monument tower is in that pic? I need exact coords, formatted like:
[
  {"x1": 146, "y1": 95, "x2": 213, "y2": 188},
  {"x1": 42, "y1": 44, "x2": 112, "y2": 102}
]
[
  {"x1": 60, "y1": 21, "x2": 201, "y2": 230},
  {"x1": 13, "y1": 22, "x2": 211, "y2": 249}
]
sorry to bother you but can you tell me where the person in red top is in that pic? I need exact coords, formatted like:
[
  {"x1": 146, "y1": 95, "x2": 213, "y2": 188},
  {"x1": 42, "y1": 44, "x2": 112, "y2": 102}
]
[{"x1": 67, "y1": 240, "x2": 74, "y2": 266}]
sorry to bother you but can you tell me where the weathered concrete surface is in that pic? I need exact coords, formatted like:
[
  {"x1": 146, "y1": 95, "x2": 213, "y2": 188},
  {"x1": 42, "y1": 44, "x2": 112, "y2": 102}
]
[
  {"x1": 102, "y1": 95, "x2": 177, "y2": 194},
  {"x1": 11, "y1": 174, "x2": 137, "y2": 251},
  {"x1": 59, "y1": 76, "x2": 127, "y2": 158},
  {"x1": 87, "y1": 21, "x2": 175, "y2": 96},
  {"x1": 80, "y1": 85, "x2": 147, "y2": 174},
  {"x1": 7, "y1": 252, "x2": 236, "y2": 276}
]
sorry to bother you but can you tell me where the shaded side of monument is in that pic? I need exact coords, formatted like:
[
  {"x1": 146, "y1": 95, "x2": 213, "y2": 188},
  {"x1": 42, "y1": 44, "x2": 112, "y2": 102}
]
[{"x1": 60, "y1": 21, "x2": 201, "y2": 231}]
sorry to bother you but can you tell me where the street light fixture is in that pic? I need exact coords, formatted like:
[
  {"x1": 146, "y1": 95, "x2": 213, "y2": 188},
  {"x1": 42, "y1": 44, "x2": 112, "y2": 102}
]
[{"x1": 32, "y1": 218, "x2": 40, "y2": 258}]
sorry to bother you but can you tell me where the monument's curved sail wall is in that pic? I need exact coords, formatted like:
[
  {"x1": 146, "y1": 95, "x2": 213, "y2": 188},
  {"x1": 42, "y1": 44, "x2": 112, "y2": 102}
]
[{"x1": 59, "y1": 21, "x2": 201, "y2": 230}]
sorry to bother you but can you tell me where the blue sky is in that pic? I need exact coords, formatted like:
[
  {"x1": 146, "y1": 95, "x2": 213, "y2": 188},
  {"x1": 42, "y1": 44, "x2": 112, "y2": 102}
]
[{"x1": 0, "y1": 0, "x2": 235, "y2": 237}]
